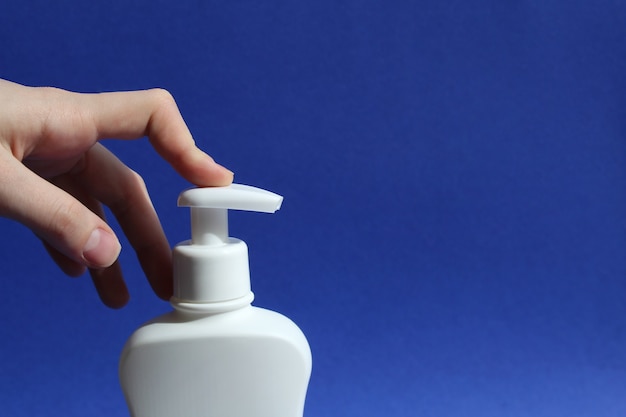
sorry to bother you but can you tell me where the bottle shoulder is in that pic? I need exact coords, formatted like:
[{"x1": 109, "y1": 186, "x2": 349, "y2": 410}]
[{"x1": 123, "y1": 305, "x2": 307, "y2": 348}]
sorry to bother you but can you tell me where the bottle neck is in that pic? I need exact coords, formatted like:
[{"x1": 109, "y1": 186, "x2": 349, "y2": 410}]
[
  {"x1": 170, "y1": 291, "x2": 254, "y2": 315},
  {"x1": 173, "y1": 238, "x2": 251, "y2": 303}
]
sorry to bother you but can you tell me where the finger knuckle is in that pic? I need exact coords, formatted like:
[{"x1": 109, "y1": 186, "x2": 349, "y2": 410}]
[
  {"x1": 110, "y1": 169, "x2": 149, "y2": 215},
  {"x1": 148, "y1": 88, "x2": 177, "y2": 109},
  {"x1": 127, "y1": 169, "x2": 148, "y2": 195},
  {"x1": 37, "y1": 87, "x2": 98, "y2": 144}
]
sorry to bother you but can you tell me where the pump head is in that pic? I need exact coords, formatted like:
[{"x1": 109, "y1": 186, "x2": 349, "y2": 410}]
[
  {"x1": 178, "y1": 184, "x2": 283, "y2": 245},
  {"x1": 172, "y1": 184, "x2": 283, "y2": 307}
]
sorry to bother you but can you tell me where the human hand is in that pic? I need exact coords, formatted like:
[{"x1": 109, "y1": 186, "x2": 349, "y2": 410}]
[{"x1": 0, "y1": 79, "x2": 233, "y2": 308}]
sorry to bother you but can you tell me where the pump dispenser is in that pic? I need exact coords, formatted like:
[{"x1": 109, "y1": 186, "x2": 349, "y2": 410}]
[
  {"x1": 119, "y1": 184, "x2": 312, "y2": 417},
  {"x1": 173, "y1": 184, "x2": 282, "y2": 308}
]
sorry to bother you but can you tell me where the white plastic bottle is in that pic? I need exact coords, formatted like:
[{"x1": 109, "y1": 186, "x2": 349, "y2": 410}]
[{"x1": 119, "y1": 184, "x2": 312, "y2": 417}]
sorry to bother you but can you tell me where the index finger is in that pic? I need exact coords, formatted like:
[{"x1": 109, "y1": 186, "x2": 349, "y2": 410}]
[{"x1": 81, "y1": 88, "x2": 233, "y2": 186}]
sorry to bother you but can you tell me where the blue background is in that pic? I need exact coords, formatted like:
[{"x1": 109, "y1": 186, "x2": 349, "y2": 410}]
[{"x1": 1, "y1": 1, "x2": 626, "y2": 416}]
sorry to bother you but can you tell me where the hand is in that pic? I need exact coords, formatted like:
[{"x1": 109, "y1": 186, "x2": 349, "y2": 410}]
[{"x1": 0, "y1": 79, "x2": 233, "y2": 308}]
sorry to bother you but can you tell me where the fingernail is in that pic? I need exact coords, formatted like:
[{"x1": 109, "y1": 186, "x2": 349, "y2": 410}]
[
  {"x1": 83, "y1": 228, "x2": 121, "y2": 268},
  {"x1": 215, "y1": 161, "x2": 234, "y2": 177},
  {"x1": 209, "y1": 158, "x2": 232, "y2": 174},
  {"x1": 223, "y1": 166, "x2": 235, "y2": 177},
  {"x1": 211, "y1": 162, "x2": 234, "y2": 183}
]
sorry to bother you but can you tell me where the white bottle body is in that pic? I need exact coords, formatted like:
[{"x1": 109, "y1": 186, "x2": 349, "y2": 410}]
[
  {"x1": 119, "y1": 304, "x2": 312, "y2": 417},
  {"x1": 120, "y1": 184, "x2": 311, "y2": 416}
]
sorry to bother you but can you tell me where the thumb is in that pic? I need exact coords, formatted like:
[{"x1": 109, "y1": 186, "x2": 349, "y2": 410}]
[{"x1": 0, "y1": 154, "x2": 120, "y2": 268}]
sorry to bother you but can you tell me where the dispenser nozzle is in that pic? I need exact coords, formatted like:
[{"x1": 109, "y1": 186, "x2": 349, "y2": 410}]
[{"x1": 178, "y1": 184, "x2": 284, "y2": 246}]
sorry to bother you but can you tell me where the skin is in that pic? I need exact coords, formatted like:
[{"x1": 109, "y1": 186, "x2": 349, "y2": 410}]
[{"x1": 0, "y1": 79, "x2": 234, "y2": 308}]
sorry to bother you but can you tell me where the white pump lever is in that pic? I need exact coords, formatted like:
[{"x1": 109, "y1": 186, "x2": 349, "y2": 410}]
[{"x1": 178, "y1": 184, "x2": 283, "y2": 246}]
